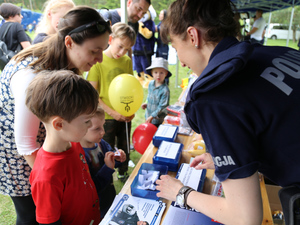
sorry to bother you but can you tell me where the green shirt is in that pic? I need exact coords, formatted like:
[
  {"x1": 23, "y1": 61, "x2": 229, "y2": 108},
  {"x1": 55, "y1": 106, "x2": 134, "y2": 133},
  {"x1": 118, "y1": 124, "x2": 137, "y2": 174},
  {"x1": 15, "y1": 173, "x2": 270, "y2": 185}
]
[{"x1": 87, "y1": 53, "x2": 133, "y2": 119}]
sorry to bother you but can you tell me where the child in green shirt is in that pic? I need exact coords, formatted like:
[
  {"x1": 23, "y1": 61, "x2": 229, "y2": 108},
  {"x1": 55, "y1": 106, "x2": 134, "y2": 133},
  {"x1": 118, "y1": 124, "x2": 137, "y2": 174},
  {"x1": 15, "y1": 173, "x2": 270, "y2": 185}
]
[{"x1": 87, "y1": 22, "x2": 136, "y2": 181}]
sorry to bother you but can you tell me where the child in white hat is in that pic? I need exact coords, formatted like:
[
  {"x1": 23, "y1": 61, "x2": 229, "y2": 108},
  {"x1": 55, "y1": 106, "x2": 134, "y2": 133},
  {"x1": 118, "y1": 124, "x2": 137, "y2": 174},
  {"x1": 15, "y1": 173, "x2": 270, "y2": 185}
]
[{"x1": 141, "y1": 57, "x2": 172, "y2": 126}]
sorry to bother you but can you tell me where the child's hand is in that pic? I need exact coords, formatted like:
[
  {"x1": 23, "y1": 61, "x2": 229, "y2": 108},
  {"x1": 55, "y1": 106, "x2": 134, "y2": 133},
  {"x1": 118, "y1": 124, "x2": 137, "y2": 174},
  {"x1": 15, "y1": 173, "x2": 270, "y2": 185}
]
[
  {"x1": 111, "y1": 111, "x2": 128, "y2": 122},
  {"x1": 111, "y1": 111, "x2": 135, "y2": 122},
  {"x1": 114, "y1": 149, "x2": 126, "y2": 163},
  {"x1": 125, "y1": 114, "x2": 135, "y2": 122},
  {"x1": 146, "y1": 116, "x2": 153, "y2": 123},
  {"x1": 141, "y1": 103, "x2": 147, "y2": 110},
  {"x1": 104, "y1": 152, "x2": 115, "y2": 169}
]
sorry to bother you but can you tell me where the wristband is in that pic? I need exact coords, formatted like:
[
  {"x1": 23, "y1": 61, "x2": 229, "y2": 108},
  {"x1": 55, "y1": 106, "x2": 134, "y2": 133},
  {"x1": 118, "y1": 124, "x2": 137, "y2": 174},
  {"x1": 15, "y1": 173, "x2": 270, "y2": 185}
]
[{"x1": 184, "y1": 187, "x2": 194, "y2": 209}]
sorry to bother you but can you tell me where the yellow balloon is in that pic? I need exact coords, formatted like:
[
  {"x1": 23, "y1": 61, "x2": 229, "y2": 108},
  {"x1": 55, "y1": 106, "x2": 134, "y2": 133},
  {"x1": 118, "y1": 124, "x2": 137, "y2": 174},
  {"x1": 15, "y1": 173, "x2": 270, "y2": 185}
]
[{"x1": 109, "y1": 74, "x2": 144, "y2": 117}]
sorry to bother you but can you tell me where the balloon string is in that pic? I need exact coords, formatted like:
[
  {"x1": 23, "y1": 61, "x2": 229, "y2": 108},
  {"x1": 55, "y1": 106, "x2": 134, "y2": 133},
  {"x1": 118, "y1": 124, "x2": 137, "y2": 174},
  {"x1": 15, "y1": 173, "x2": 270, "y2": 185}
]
[{"x1": 126, "y1": 121, "x2": 130, "y2": 154}]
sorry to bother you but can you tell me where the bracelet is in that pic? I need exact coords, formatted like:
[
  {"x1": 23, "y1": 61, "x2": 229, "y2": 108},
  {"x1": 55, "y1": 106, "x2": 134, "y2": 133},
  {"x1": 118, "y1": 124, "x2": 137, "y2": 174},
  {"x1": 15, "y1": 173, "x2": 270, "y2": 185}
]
[{"x1": 184, "y1": 187, "x2": 195, "y2": 209}]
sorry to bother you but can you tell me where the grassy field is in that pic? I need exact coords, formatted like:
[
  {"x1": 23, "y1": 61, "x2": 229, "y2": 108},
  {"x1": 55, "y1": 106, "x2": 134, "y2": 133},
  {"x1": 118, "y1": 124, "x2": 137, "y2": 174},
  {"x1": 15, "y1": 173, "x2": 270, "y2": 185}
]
[
  {"x1": 0, "y1": 37, "x2": 298, "y2": 224},
  {"x1": 264, "y1": 38, "x2": 299, "y2": 49}
]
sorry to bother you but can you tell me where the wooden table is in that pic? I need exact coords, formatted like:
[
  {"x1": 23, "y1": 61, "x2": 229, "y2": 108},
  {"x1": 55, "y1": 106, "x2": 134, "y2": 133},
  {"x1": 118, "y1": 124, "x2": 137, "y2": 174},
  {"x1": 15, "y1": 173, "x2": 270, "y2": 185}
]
[{"x1": 120, "y1": 133, "x2": 274, "y2": 224}]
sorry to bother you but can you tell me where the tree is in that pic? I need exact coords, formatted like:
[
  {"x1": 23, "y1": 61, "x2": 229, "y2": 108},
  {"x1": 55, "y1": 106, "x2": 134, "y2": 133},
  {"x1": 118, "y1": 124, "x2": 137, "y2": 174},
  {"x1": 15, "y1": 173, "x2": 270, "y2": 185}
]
[{"x1": 264, "y1": 5, "x2": 300, "y2": 42}]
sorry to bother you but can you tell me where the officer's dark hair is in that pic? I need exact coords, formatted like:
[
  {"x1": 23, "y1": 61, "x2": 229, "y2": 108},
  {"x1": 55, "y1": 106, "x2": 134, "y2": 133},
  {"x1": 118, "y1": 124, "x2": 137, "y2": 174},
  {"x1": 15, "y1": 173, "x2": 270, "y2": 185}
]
[{"x1": 161, "y1": 0, "x2": 238, "y2": 44}]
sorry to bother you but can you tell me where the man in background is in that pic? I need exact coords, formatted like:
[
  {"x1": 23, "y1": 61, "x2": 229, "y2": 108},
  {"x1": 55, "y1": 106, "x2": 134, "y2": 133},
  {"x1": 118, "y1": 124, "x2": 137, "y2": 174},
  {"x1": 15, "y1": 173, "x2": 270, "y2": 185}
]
[
  {"x1": 246, "y1": 9, "x2": 266, "y2": 44},
  {"x1": 101, "y1": 0, "x2": 150, "y2": 35}
]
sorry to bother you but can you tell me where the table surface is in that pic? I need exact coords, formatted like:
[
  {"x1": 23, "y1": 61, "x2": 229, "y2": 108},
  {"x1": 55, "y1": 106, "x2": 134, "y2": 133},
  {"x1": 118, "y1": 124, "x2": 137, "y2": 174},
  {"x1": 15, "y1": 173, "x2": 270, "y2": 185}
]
[{"x1": 120, "y1": 133, "x2": 274, "y2": 225}]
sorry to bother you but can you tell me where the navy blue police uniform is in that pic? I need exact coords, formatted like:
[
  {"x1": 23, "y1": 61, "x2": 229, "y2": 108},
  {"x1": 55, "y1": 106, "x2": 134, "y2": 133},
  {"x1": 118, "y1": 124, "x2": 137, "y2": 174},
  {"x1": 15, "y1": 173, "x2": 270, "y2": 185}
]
[{"x1": 184, "y1": 36, "x2": 300, "y2": 188}]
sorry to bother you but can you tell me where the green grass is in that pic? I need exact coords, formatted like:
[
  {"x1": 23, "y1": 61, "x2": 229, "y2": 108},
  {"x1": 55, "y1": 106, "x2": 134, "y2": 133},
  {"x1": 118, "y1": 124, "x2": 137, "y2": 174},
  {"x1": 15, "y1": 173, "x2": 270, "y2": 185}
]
[
  {"x1": 0, "y1": 38, "x2": 296, "y2": 224},
  {"x1": 265, "y1": 38, "x2": 299, "y2": 49},
  {"x1": 27, "y1": 31, "x2": 36, "y2": 41},
  {"x1": 0, "y1": 196, "x2": 15, "y2": 225}
]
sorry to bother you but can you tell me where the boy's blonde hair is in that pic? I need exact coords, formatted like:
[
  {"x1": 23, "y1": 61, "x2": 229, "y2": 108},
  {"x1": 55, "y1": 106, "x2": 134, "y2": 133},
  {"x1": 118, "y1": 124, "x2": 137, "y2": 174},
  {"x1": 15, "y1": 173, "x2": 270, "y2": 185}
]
[
  {"x1": 25, "y1": 70, "x2": 99, "y2": 123},
  {"x1": 111, "y1": 22, "x2": 136, "y2": 46}
]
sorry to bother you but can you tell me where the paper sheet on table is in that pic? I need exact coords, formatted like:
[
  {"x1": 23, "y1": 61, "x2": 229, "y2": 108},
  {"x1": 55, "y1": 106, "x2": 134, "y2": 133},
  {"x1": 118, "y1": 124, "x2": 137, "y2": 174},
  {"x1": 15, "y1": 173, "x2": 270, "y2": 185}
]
[
  {"x1": 155, "y1": 125, "x2": 177, "y2": 138},
  {"x1": 100, "y1": 193, "x2": 166, "y2": 225},
  {"x1": 156, "y1": 141, "x2": 181, "y2": 159},
  {"x1": 176, "y1": 163, "x2": 205, "y2": 189}
]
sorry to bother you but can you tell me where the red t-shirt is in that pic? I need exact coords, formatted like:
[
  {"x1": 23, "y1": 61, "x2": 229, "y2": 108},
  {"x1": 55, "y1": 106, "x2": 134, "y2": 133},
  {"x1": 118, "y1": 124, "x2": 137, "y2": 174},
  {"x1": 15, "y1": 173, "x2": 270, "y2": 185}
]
[{"x1": 30, "y1": 142, "x2": 101, "y2": 225}]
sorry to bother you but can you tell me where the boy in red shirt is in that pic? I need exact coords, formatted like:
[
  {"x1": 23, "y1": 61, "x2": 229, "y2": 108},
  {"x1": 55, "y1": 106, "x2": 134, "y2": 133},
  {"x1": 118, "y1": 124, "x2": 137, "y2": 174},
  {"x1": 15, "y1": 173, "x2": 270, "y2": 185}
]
[{"x1": 25, "y1": 70, "x2": 101, "y2": 225}]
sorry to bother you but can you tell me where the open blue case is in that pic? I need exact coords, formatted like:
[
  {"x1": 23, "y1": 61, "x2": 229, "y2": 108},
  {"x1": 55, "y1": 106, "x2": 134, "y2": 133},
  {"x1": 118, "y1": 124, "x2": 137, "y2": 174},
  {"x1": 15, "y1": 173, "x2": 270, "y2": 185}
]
[{"x1": 131, "y1": 163, "x2": 168, "y2": 200}]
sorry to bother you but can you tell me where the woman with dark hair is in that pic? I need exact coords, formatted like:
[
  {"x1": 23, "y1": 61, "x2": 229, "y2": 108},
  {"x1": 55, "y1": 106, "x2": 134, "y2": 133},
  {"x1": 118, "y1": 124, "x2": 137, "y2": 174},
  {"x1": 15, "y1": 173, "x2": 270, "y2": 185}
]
[
  {"x1": 156, "y1": 0, "x2": 300, "y2": 224},
  {"x1": 0, "y1": 6, "x2": 111, "y2": 225},
  {"x1": 155, "y1": 9, "x2": 168, "y2": 60},
  {"x1": 0, "y1": 3, "x2": 31, "y2": 51}
]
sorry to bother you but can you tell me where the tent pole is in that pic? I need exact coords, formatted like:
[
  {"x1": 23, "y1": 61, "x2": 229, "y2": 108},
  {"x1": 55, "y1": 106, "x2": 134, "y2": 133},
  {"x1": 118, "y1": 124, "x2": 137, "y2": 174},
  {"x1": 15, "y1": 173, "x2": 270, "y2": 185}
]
[
  {"x1": 29, "y1": 0, "x2": 33, "y2": 11},
  {"x1": 286, "y1": 0, "x2": 295, "y2": 47},
  {"x1": 121, "y1": 0, "x2": 127, "y2": 24},
  {"x1": 265, "y1": 12, "x2": 272, "y2": 45}
]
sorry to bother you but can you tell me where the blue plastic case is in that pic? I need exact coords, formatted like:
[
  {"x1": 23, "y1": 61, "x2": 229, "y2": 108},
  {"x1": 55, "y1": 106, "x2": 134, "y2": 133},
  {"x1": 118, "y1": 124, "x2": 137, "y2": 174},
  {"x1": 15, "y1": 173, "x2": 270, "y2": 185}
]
[
  {"x1": 153, "y1": 141, "x2": 183, "y2": 172},
  {"x1": 130, "y1": 163, "x2": 168, "y2": 200},
  {"x1": 152, "y1": 124, "x2": 179, "y2": 147}
]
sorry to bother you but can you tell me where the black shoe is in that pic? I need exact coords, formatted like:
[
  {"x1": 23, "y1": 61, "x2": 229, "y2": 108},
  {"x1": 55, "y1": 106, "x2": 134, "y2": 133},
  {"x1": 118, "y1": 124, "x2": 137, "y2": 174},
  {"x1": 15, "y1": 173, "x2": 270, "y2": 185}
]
[{"x1": 117, "y1": 172, "x2": 129, "y2": 183}]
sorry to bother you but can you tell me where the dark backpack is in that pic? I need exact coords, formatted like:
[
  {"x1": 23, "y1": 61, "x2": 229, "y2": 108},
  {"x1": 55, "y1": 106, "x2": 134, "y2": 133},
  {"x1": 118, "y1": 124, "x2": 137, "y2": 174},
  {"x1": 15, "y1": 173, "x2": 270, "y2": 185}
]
[{"x1": 0, "y1": 23, "x2": 21, "y2": 70}]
